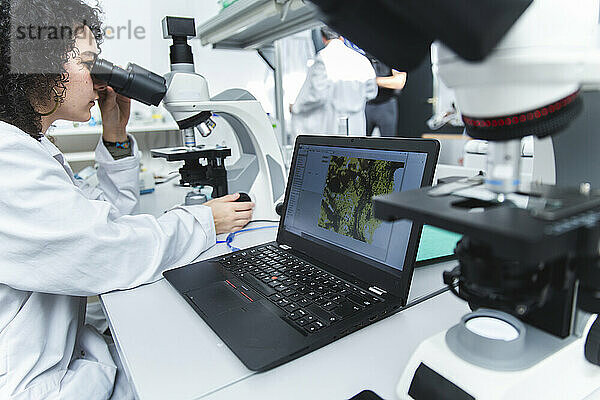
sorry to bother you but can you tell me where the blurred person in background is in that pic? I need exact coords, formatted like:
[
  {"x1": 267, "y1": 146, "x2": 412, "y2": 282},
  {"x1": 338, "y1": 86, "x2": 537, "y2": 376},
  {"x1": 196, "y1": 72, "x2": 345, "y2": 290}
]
[
  {"x1": 290, "y1": 27, "x2": 377, "y2": 136},
  {"x1": 366, "y1": 56, "x2": 407, "y2": 137}
]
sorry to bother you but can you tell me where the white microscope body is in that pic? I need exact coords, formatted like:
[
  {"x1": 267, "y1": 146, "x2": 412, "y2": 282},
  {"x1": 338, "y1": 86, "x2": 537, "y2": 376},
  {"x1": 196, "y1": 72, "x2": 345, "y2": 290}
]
[
  {"x1": 161, "y1": 67, "x2": 286, "y2": 220},
  {"x1": 154, "y1": 17, "x2": 286, "y2": 221},
  {"x1": 398, "y1": 311, "x2": 600, "y2": 399}
]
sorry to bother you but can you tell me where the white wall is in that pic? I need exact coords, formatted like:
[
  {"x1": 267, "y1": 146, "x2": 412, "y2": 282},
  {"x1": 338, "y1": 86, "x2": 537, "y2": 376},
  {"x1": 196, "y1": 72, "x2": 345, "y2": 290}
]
[
  {"x1": 96, "y1": 0, "x2": 274, "y2": 113},
  {"x1": 278, "y1": 30, "x2": 315, "y2": 145}
]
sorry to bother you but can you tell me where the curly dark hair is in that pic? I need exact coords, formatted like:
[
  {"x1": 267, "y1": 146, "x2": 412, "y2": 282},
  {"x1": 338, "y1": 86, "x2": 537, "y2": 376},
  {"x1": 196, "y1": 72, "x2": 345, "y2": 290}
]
[{"x1": 0, "y1": 0, "x2": 103, "y2": 140}]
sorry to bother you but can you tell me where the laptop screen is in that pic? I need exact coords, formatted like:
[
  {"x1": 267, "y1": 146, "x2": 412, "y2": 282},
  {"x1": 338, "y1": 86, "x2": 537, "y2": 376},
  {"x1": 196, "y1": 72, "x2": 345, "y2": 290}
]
[{"x1": 283, "y1": 144, "x2": 428, "y2": 272}]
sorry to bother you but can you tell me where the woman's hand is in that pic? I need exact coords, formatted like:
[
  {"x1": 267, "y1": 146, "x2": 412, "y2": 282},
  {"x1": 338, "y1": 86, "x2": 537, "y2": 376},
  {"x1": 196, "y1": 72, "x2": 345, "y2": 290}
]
[
  {"x1": 97, "y1": 85, "x2": 130, "y2": 142},
  {"x1": 204, "y1": 193, "x2": 254, "y2": 235}
]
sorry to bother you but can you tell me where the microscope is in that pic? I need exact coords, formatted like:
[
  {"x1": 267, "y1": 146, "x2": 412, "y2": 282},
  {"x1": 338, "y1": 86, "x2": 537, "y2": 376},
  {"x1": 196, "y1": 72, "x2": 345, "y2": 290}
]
[
  {"x1": 310, "y1": 0, "x2": 600, "y2": 398},
  {"x1": 91, "y1": 17, "x2": 286, "y2": 220}
]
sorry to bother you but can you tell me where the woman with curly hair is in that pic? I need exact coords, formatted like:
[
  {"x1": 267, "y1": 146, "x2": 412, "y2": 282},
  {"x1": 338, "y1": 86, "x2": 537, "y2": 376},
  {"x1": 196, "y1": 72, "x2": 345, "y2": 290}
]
[{"x1": 0, "y1": 1, "x2": 254, "y2": 398}]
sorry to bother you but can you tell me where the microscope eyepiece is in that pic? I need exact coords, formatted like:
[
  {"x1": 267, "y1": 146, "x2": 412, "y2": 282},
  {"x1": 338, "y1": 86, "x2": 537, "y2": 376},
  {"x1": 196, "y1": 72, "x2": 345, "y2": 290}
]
[{"x1": 91, "y1": 58, "x2": 167, "y2": 107}]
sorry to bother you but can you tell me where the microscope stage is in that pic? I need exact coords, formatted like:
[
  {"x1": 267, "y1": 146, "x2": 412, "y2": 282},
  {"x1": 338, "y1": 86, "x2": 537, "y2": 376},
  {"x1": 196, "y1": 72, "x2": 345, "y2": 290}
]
[
  {"x1": 373, "y1": 184, "x2": 600, "y2": 263},
  {"x1": 151, "y1": 146, "x2": 232, "y2": 162}
]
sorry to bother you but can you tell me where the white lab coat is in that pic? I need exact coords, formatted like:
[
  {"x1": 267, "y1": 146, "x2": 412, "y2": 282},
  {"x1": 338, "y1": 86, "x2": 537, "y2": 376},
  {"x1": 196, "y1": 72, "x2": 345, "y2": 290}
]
[
  {"x1": 0, "y1": 121, "x2": 216, "y2": 399},
  {"x1": 291, "y1": 39, "x2": 377, "y2": 136}
]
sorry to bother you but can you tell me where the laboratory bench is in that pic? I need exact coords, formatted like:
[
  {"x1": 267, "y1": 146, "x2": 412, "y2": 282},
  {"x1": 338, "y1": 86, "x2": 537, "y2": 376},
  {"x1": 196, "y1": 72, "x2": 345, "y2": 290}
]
[{"x1": 100, "y1": 182, "x2": 469, "y2": 400}]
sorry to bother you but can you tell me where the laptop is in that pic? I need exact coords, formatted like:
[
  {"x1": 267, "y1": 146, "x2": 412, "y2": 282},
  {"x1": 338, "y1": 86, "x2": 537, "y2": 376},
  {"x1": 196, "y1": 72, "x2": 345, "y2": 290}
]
[{"x1": 164, "y1": 135, "x2": 439, "y2": 371}]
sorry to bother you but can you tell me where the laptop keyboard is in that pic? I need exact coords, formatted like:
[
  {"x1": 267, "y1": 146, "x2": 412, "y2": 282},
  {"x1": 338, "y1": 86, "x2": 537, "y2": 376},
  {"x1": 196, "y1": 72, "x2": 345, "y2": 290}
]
[{"x1": 218, "y1": 244, "x2": 383, "y2": 335}]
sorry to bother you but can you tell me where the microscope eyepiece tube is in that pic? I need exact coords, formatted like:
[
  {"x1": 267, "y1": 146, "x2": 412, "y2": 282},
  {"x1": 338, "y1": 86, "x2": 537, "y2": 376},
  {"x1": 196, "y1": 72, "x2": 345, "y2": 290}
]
[{"x1": 91, "y1": 58, "x2": 167, "y2": 107}]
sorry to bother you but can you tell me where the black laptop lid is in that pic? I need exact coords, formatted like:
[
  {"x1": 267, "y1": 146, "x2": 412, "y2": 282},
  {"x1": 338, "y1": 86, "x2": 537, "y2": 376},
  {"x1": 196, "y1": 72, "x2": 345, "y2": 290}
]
[{"x1": 277, "y1": 135, "x2": 439, "y2": 304}]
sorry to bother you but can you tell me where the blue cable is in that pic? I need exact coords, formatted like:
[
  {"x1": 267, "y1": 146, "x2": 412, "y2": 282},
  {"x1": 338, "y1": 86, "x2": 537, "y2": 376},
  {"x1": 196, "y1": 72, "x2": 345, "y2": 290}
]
[{"x1": 216, "y1": 225, "x2": 278, "y2": 252}]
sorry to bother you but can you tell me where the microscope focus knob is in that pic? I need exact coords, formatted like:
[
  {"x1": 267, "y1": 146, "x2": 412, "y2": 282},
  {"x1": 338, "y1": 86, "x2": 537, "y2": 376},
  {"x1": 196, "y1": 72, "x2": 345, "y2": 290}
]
[
  {"x1": 275, "y1": 202, "x2": 285, "y2": 216},
  {"x1": 585, "y1": 317, "x2": 600, "y2": 366}
]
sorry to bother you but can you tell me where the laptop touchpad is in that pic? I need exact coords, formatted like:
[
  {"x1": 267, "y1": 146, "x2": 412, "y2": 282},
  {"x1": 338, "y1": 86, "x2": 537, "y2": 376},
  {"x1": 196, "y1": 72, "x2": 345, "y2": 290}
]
[{"x1": 188, "y1": 282, "x2": 251, "y2": 317}]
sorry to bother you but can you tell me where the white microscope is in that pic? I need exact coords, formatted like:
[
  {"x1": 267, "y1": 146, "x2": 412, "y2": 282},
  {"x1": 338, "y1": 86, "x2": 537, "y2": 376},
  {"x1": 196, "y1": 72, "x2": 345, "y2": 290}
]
[
  {"x1": 91, "y1": 17, "x2": 285, "y2": 220},
  {"x1": 310, "y1": 0, "x2": 600, "y2": 398},
  {"x1": 393, "y1": 3, "x2": 600, "y2": 398}
]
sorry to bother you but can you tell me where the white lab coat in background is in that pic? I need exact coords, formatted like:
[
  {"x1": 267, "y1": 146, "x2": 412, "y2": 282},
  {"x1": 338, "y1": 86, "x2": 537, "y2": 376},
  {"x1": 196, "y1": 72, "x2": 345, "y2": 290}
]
[
  {"x1": 0, "y1": 121, "x2": 216, "y2": 400},
  {"x1": 291, "y1": 39, "x2": 377, "y2": 136}
]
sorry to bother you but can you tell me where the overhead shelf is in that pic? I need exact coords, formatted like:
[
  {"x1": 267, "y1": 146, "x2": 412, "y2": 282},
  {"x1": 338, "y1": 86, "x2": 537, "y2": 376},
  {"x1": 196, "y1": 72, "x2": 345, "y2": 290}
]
[
  {"x1": 49, "y1": 122, "x2": 179, "y2": 136},
  {"x1": 197, "y1": 0, "x2": 323, "y2": 49}
]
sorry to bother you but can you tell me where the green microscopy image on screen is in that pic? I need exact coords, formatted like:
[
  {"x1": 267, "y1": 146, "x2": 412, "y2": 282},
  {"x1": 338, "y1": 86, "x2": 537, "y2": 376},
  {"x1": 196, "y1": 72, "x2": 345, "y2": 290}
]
[{"x1": 318, "y1": 155, "x2": 404, "y2": 244}]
